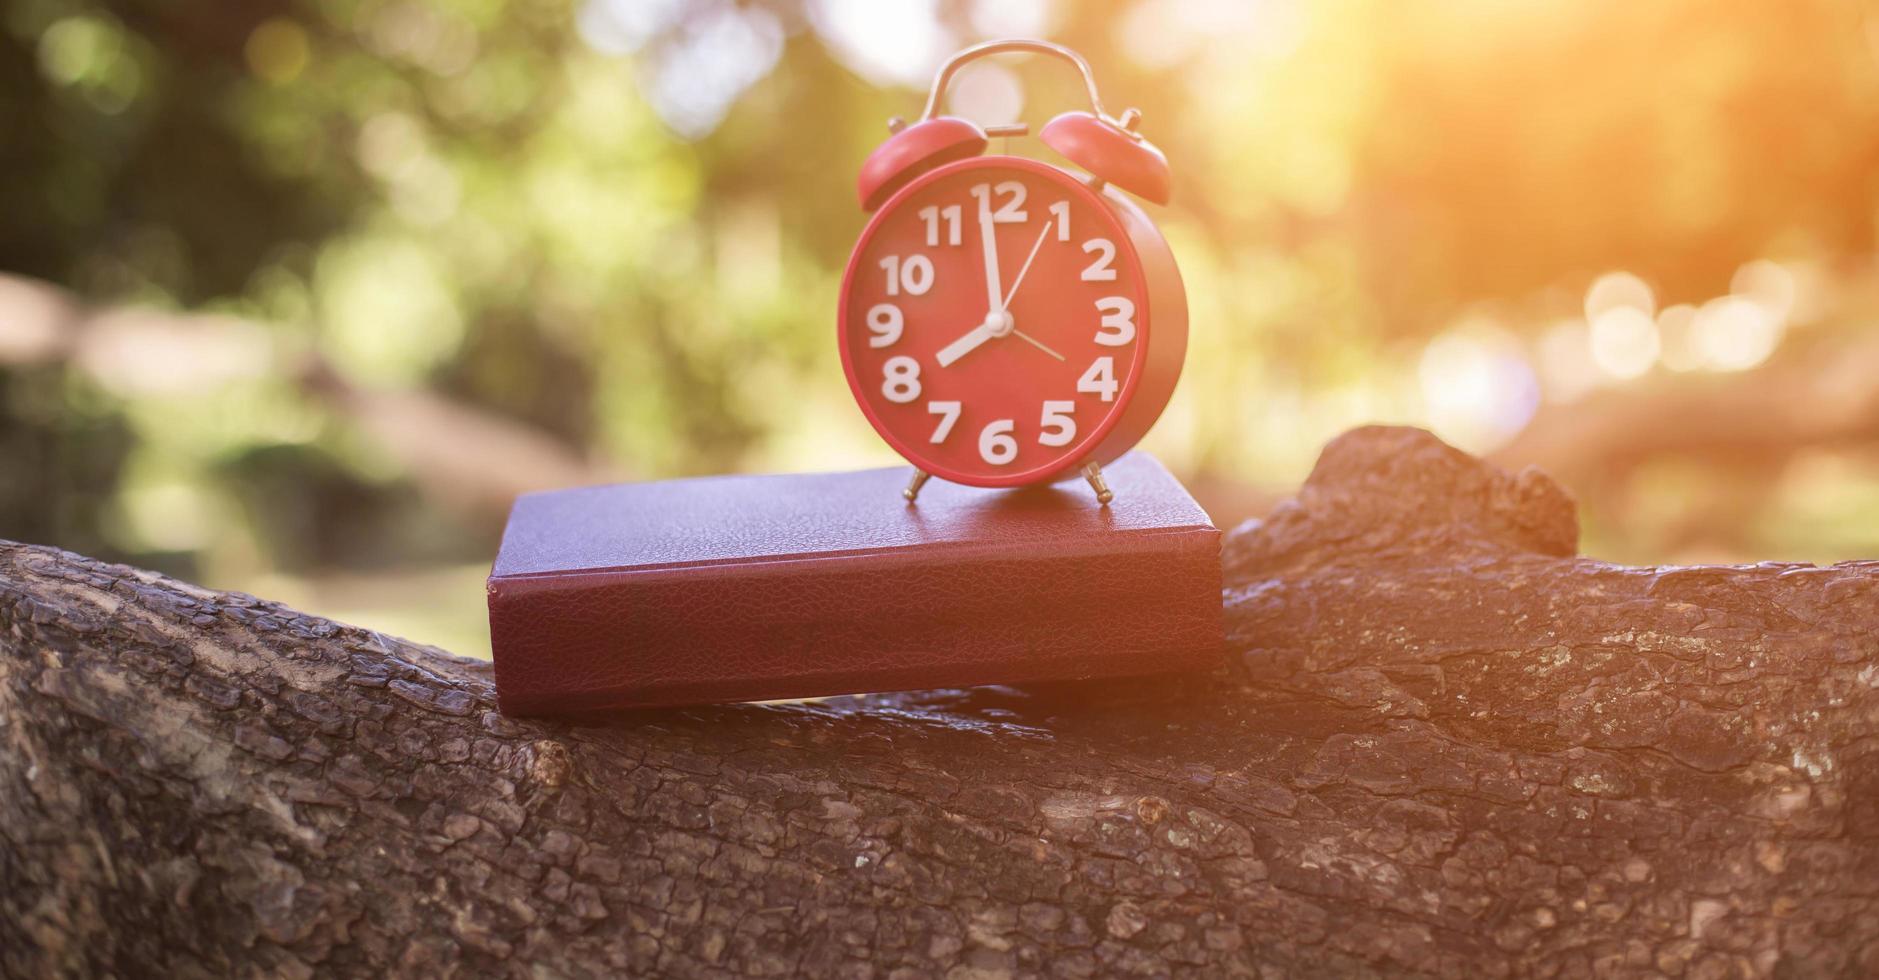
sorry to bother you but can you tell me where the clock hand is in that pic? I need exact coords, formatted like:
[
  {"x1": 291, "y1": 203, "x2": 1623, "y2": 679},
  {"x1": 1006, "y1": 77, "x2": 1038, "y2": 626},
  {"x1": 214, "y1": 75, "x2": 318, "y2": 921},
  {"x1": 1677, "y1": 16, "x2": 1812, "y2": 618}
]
[
  {"x1": 977, "y1": 192, "x2": 1005, "y2": 313},
  {"x1": 936, "y1": 315, "x2": 1059, "y2": 366},
  {"x1": 950, "y1": 210, "x2": 1059, "y2": 367},
  {"x1": 1001, "y1": 221, "x2": 1055, "y2": 310},
  {"x1": 1011, "y1": 328, "x2": 1065, "y2": 361},
  {"x1": 935, "y1": 318, "x2": 1001, "y2": 368}
]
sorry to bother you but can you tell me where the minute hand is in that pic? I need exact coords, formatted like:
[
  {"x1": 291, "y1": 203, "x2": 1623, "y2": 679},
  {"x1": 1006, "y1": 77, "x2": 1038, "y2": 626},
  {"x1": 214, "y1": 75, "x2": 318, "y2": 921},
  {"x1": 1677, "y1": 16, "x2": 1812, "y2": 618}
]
[{"x1": 976, "y1": 193, "x2": 1005, "y2": 313}]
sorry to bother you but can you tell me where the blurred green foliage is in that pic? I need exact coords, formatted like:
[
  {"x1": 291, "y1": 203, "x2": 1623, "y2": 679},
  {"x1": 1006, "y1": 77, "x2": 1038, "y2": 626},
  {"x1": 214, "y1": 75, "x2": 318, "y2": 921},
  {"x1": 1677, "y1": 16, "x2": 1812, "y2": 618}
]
[{"x1": 3, "y1": 0, "x2": 1878, "y2": 652}]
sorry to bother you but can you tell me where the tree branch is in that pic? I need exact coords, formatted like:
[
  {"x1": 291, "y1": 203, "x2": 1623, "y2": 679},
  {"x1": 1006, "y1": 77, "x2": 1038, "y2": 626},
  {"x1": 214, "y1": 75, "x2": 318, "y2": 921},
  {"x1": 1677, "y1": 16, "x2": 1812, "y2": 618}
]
[{"x1": 5, "y1": 426, "x2": 1876, "y2": 977}]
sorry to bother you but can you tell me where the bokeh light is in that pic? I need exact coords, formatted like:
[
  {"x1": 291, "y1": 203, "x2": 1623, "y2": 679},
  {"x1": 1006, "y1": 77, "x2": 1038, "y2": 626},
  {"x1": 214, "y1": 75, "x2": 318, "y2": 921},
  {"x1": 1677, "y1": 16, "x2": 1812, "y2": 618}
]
[
  {"x1": 245, "y1": 19, "x2": 311, "y2": 86},
  {"x1": 1692, "y1": 296, "x2": 1782, "y2": 372},
  {"x1": 1589, "y1": 307, "x2": 1661, "y2": 380},
  {"x1": 1584, "y1": 271, "x2": 1655, "y2": 324},
  {"x1": 1656, "y1": 303, "x2": 1702, "y2": 372},
  {"x1": 948, "y1": 61, "x2": 1025, "y2": 125},
  {"x1": 1418, "y1": 317, "x2": 1540, "y2": 453},
  {"x1": 1731, "y1": 259, "x2": 1796, "y2": 325},
  {"x1": 1535, "y1": 318, "x2": 1601, "y2": 404}
]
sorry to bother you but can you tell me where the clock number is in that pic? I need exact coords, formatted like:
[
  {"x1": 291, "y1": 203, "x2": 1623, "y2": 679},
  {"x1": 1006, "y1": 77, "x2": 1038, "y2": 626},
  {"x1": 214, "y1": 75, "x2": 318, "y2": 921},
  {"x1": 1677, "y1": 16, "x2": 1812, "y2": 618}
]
[
  {"x1": 1094, "y1": 296, "x2": 1135, "y2": 346},
  {"x1": 1038, "y1": 400, "x2": 1077, "y2": 447},
  {"x1": 882, "y1": 355, "x2": 921, "y2": 403},
  {"x1": 866, "y1": 303, "x2": 903, "y2": 348},
  {"x1": 1049, "y1": 200, "x2": 1070, "y2": 242},
  {"x1": 919, "y1": 205, "x2": 961, "y2": 247},
  {"x1": 1078, "y1": 357, "x2": 1118, "y2": 402},
  {"x1": 926, "y1": 401, "x2": 961, "y2": 443},
  {"x1": 1081, "y1": 239, "x2": 1117, "y2": 281},
  {"x1": 978, "y1": 419, "x2": 1018, "y2": 465},
  {"x1": 880, "y1": 254, "x2": 934, "y2": 296},
  {"x1": 969, "y1": 181, "x2": 1027, "y2": 223}
]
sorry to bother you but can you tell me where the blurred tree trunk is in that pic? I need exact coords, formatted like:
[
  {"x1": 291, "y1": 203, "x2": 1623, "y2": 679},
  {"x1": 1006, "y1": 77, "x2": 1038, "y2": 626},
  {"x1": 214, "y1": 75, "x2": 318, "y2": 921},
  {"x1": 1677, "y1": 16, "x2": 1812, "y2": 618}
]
[
  {"x1": 5, "y1": 426, "x2": 1877, "y2": 977},
  {"x1": 1493, "y1": 336, "x2": 1879, "y2": 555}
]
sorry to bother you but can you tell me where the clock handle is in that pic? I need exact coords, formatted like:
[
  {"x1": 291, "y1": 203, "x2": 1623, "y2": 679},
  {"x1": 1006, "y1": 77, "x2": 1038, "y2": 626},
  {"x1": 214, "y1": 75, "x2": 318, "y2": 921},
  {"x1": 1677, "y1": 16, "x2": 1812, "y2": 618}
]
[
  {"x1": 917, "y1": 39, "x2": 1116, "y2": 128},
  {"x1": 914, "y1": 39, "x2": 1174, "y2": 206}
]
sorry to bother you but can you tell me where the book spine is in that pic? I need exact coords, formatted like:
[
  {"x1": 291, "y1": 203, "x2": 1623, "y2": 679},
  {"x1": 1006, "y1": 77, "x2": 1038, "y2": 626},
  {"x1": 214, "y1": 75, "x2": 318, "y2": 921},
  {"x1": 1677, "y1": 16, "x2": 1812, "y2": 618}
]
[{"x1": 489, "y1": 528, "x2": 1221, "y2": 714}]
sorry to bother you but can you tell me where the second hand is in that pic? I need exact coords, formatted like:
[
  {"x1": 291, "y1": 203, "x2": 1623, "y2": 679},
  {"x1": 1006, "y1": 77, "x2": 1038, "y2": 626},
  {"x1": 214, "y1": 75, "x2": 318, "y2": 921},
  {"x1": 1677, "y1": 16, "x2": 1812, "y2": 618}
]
[
  {"x1": 1011, "y1": 329, "x2": 1064, "y2": 361},
  {"x1": 1000, "y1": 222, "x2": 1065, "y2": 361}
]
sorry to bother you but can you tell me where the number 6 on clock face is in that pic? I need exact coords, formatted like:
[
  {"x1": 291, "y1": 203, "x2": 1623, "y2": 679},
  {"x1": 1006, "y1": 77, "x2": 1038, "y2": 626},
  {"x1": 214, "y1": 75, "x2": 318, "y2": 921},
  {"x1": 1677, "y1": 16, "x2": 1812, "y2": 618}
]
[
  {"x1": 839, "y1": 155, "x2": 1186, "y2": 490},
  {"x1": 978, "y1": 419, "x2": 1017, "y2": 464}
]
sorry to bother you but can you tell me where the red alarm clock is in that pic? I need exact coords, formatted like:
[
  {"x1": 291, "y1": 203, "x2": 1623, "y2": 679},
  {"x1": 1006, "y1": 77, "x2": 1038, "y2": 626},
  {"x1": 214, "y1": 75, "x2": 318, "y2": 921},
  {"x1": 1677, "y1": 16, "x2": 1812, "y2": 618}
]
[{"x1": 838, "y1": 39, "x2": 1187, "y2": 504}]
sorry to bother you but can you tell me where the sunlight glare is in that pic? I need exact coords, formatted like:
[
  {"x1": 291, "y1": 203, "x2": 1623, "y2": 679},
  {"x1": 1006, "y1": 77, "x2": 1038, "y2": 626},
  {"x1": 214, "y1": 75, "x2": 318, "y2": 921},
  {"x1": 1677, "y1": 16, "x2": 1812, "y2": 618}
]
[
  {"x1": 1418, "y1": 318, "x2": 1540, "y2": 453},
  {"x1": 969, "y1": 0, "x2": 1056, "y2": 38},
  {"x1": 576, "y1": 0, "x2": 686, "y2": 56},
  {"x1": 1116, "y1": 0, "x2": 1299, "y2": 69},
  {"x1": 811, "y1": 0, "x2": 952, "y2": 87},
  {"x1": 642, "y1": 7, "x2": 784, "y2": 139}
]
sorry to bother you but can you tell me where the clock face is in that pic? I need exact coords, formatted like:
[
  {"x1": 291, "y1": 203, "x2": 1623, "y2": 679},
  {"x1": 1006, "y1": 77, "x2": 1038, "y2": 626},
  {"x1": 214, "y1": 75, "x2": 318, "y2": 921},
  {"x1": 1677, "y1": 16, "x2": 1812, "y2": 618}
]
[{"x1": 839, "y1": 156, "x2": 1150, "y2": 487}]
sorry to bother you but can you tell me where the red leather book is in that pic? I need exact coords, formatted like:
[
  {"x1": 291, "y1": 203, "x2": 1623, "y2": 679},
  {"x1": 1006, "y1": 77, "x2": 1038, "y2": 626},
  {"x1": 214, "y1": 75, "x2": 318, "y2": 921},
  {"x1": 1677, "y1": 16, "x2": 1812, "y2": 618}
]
[{"x1": 486, "y1": 452, "x2": 1222, "y2": 714}]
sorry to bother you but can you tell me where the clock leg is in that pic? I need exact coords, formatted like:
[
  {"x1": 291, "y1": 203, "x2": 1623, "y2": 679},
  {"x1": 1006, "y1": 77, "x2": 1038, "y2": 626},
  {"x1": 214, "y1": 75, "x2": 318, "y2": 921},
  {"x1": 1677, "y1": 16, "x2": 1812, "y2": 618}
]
[
  {"x1": 1081, "y1": 461, "x2": 1114, "y2": 505},
  {"x1": 902, "y1": 469, "x2": 932, "y2": 502}
]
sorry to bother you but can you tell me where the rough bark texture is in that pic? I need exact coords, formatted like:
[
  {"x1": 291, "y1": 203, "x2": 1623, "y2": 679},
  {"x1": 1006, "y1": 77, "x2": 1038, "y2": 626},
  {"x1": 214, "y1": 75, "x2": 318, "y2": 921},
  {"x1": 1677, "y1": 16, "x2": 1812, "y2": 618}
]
[{"x1": 5, "y1": 425, "x2": 1879, "y2": 978}]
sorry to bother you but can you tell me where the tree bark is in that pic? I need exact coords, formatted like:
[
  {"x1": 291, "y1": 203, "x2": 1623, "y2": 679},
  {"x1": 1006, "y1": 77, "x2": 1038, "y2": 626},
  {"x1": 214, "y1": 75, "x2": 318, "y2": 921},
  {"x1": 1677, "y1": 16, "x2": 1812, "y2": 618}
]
[{"x1": 5, "y1": 425, "x2": 1878, "y2": 978}]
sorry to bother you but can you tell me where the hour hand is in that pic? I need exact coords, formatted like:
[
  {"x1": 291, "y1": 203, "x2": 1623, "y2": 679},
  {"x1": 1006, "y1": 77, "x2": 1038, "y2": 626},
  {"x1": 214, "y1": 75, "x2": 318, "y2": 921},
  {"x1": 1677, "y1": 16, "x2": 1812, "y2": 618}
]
[{"x1": 936, "y1": 319, "x2": 999, "y2": 368}]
